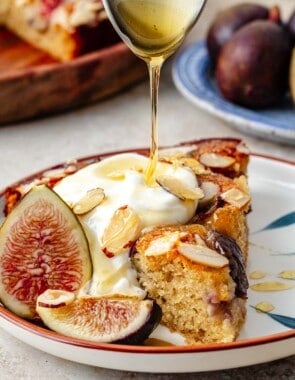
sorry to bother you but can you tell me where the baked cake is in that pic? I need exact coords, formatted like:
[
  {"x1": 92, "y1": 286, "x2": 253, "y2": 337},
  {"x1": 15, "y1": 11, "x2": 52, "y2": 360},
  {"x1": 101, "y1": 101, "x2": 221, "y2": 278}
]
[
  {"x1": 0, "y1": 0, "x2": 119, "y2": 60},
  {"x1": 131, "y1": 139, "x2": 250, "y2": 344},
  {"x1": 133, "y1": 224, "x2": 248, "y2": 344},
  {"x1": 2, "y1": 138, "x2": 251, "y2": 345}
]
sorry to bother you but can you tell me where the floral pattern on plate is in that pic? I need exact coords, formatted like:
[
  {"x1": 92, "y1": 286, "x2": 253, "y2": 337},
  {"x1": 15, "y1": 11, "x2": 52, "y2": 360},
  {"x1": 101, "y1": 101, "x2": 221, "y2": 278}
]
[{"x1": 248, "y1": 211, "x2": 295, "y2": 329}]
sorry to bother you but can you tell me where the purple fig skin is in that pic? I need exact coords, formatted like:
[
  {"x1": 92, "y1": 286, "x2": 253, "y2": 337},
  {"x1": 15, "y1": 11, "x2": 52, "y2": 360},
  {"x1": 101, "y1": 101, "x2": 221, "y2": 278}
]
[
  {"x1": 216, "y1": 20, "x2": 292, "y2": 109},
  {"x1": 206, "y1": 3, "x2": 269, "y2": 66},
  {"x1": 207, "y1": 231, "x2": 248, "y2": 298},
  {"x1": 114, "y1": 301, "x2": 162, "y2": 345},
  {"x1": 287, "y1": 10, "x2": 295, "y2": 43}
]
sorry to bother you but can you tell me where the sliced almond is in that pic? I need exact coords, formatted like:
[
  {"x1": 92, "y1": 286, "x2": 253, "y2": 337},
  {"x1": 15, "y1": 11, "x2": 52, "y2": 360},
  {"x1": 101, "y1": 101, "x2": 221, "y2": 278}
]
[
  {"x1": 73, "y1": 188, "x2": 105, "y2": 215},
  {"x1": 178, "y1": 157, "x2": 207, "y2": 175},
  {"x1": 233, "y1": 175, "x2": 249, "y2": 194},
  {"x1": 159, "y1": 146, "x2": 197, "y2": 157},
  {"x1": 236, "y1": 143, "x2": 250, "y2": 155},
  {"x1": 145, "y1": 231, "x2": 183, "y2": 256},
  {"x1": 64, "y1": 164, "x2": 78, "y2": 174},
  {"x1": 156, "y1": 175, "x2": 204, "y2": 201},
  {"x1": 233, "y1": 162, "x2": 241, "y2": 173},
  {"x1": 101, "y1": 206, "x2": 142, "y2": 257},
  {"x1": 37, "y1": 289, "x2": 75, "y2": 308},
  {"x1": 107, "y1": 170, "x2": 126, "y2": 180},
  {"x1": 221, "y1": 188, "x2": 250, "y2": 209},
  {"x1": 65, "y1": 158, "x2": 78, "y2": 166},
  {"x1": 198, "y1": 181, "x2": 220, "y2": 208},
  {"x1": 194, "y1": 234, "x2": 207, "y2": 247},
  {"x1": 42, "y1": 168, "x2": 67, "y2": 180},
  {"x1": 199, "y1": 153, "x2": 235, "y2": 168},
  {"x1": 178, "y1": 243, "x2": 229, "y2": 268},
  {"x1": 18, "y1": 179, "x2": 44, "y2": 196}
]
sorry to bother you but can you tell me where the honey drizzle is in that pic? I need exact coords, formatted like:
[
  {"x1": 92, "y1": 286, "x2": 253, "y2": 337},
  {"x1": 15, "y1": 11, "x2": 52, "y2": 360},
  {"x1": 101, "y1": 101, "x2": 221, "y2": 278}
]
[
  {"x1": 145, "y1": 59, "x2": 163, "y2": 185},
  {"x1": 144, "y1": 338, "x2": 174, "y2": 347},
  {"x1": 249, "y1": 270, "x2": 266, "y2": 280},
  {"x1": 250, "y1": 281, "x2": 294, "y2": 292},
  {"x1": 255, "y1": 301, "x2": 275, "y2": 313}
]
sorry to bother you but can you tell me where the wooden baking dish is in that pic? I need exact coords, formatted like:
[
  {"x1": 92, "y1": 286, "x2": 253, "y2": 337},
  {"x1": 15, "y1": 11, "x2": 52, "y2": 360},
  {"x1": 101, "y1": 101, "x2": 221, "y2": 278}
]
[{"x1": 0, "y1": 28, "x2": 147, "y2": 124}]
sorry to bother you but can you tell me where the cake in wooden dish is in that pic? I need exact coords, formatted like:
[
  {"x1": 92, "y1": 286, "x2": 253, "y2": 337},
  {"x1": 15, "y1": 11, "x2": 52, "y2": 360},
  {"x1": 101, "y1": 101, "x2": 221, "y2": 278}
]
[{"x1": 0, "y1": 0, "x2": 119, "y2": 60}]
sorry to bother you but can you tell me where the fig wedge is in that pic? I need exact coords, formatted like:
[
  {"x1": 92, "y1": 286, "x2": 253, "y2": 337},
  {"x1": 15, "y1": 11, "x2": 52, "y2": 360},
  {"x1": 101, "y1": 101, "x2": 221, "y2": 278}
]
[
  {"x1": 0, "y1": 185, "x2": 92, "y2": 319},
  {"x1": 37, "y1": 290, "x2": 162, "y2": 344}
]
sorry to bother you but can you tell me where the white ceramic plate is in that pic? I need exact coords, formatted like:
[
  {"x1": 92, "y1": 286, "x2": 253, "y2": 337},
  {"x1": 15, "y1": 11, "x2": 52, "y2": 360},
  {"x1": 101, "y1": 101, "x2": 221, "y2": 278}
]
[
  {"x1": 172, "y1": 41, "x2": 295, "y2": 145},
  {"x1": 0, "y1": 147, "x2": 294, "y2": 373}
]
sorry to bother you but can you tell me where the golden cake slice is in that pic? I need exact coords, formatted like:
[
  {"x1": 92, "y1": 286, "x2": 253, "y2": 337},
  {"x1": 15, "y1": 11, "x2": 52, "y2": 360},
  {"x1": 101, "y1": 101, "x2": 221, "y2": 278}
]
[
  {"x1": 131, "y1": 138, "x2": 251, "y2": 344},
  {"x1": 132, "y1": 224, "x2": 248, "y2": 345}
]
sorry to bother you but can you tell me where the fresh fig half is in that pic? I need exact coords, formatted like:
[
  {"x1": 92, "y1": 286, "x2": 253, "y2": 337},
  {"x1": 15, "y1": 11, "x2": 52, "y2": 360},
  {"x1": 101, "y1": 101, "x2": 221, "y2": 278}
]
[
  {"x1": 36, "y1": 290, "x2": 162, "y2": 344},
  {"x1": 0, "y1": 185, "x2": 92, "y2": 319}
]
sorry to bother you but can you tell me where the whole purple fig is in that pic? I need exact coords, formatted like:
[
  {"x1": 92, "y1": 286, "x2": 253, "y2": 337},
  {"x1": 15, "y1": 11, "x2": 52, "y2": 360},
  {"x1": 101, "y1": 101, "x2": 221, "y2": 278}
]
[
  {"x1": 206, "y1": 3, "x2": 269, "y2": 66},
  {"x1": 216, "y1": 20, "x2": 292, "y2": 108},
  {"x1": 287, "y1": 10, "x2": 295, "y2": 43}
]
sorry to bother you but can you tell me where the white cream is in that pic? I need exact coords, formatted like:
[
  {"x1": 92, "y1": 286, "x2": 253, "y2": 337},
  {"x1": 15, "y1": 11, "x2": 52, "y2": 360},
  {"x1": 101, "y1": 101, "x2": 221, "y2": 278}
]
[{"x1": 54, "y1": 153, "x2": 199, "y2": 298}]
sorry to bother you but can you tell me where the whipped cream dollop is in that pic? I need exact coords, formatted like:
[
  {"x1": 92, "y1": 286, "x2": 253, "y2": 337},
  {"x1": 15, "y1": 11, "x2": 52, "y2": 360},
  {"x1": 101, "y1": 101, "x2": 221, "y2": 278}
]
[{"x1": 54, "y1": 153, "x2": 199, "y2": 298}]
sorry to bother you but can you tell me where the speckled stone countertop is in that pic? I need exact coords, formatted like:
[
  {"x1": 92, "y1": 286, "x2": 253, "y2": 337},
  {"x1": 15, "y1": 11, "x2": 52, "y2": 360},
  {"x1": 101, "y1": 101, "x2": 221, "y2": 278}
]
[{"x1": 0, "y1": 1, "x2": 294, "y2": 378}]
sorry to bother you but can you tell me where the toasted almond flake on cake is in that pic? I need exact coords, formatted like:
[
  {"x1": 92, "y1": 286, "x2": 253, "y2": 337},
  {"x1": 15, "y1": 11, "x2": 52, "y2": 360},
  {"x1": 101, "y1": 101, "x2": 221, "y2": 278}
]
[
  {"x1": 198, "y1": 181, "x2": 220, "y2": 208},
  {"x1": 199, "y1": 153, "x2": 235, "y2": 168},
  {"x1": 145, "y1": 231, "x2": 186, "y2": 256},
  {"x1": 194, "y1": 233, "x2": 207, "y2": 246},
  {"x1": 233, "y1": 175, "x2": 250, "y2": 194},
  {"x1": 178, "y1": 243, "x2": 229, "y2": 268},
  {"x1": 156, "y1": 175, "x2": 204, "y2": 201},
  {"x1": 178, "y1": 157, "x2": 207, "y2": 175},
  {"x1": 221, "y1": 188, "x2": 250, "y2": 209}
]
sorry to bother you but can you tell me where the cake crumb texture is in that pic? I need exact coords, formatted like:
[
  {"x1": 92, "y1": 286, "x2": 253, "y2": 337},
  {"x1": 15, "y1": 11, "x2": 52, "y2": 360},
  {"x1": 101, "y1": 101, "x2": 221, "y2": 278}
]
[{"x1": 133, "y1": 225, "x2": 247, "y2": 345}]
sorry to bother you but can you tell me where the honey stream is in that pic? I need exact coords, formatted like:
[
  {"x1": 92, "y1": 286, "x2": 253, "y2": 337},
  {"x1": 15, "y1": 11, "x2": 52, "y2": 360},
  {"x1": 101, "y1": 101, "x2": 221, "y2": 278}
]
[{"x1": 144, "y1": 59, "x2": 163, "y2": 185}]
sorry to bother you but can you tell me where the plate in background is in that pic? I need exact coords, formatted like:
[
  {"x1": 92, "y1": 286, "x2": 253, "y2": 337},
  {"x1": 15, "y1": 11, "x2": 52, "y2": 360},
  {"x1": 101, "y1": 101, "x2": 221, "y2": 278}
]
[{"x1": 172, "y1": 41, "x2": 295, "y2": 145}]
